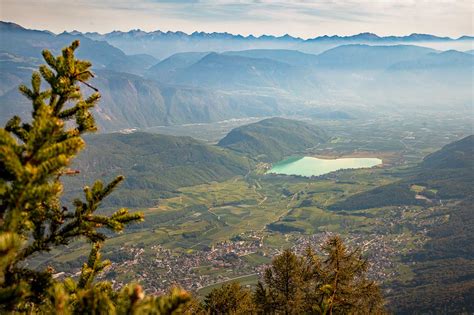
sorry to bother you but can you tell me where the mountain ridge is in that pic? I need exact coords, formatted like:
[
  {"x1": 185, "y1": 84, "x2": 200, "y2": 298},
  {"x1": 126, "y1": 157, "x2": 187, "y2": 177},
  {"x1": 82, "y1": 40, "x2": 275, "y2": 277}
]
[
  {"x1": 63, "y1": 24, "x2": 472, "y2": 42},
  {"x1": 3, "y1": 21, "x2": 471, "y2": 59}
]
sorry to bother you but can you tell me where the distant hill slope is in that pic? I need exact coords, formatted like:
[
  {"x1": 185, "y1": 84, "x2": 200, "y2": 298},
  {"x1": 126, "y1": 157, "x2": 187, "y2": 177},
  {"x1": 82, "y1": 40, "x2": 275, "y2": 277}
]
[
  {"x1": 314, "y1": 44, "x2": 436, "y2": 69},
  {"x1": 0, "y1": 68, "x2": 284, "y2": 131},
  {"x1": 217, "y1": 118, "x2": 328, "y2": 162},
  {"x1": 329, "y1": 135, "x2": 474, "y2": 210},
  {"x1": 64, "y1": 132, "x2": 251, "y2": 207},
  {"x1": 388, "y1": 197, "x2": 474, "y2": 314},
  {"x1": 389, "y1": 50, "x2": 474, "y2": 70},
  {"x1": 388, "y1": 150, "x2": 473, "y2": 314},
  {"x1": 89, "y1": 70, "x2": 282, "y2": 129},
  {"x1": 147, "y1": 52, "x2": 317, "y2": 94},
  {"x1": 223, "y1": 49, "x2": 319, "y2": 67},
  {"x1": 367, "y1": 50, "x2": 474, "y2": 111},
  {"x1": 421, "y1": 134, "x2": 473, "y2": 169},
  {"x1": 0, "y1": 50, "x2": 39, "y2": 95},
  {"x1": 145, "y1": 52, "x2": 210, "y2": 82},
  {"x1": 325, "y1": 135, "x2": 474, "y2": 312}
]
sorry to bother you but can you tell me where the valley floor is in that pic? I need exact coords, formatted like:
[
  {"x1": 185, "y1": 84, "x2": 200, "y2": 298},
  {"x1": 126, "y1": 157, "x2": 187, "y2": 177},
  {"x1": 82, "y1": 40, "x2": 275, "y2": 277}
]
[{"x1": 34, "y1": 113, "x2": 473, "y2": 313}]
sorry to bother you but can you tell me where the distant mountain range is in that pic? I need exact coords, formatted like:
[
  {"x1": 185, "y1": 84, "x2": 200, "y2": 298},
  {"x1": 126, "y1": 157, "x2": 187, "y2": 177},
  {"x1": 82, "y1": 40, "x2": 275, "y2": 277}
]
[
  {"x1": 0, "y1": 21, "x2": 287, "y2": 130},
  {"x1": 1, "y1": 21, "x2": 473, "y2": 132},
  {"x1": 80, "y1": 27, "x2": 473, "y2": 60},
  {"x1": 2, "y1": 20, "x2": 471, "y2": 61},
  {"x1": 82, "y1": 28, "x2": 471, "y2": 43},
  {"x1": 0, "y1": 19, "x2": 459, "y2": 59}
]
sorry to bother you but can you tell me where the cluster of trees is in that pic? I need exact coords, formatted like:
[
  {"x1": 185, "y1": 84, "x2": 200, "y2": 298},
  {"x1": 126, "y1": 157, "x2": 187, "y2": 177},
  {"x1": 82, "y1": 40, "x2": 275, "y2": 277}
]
[
  {"x1": 0, "y1": 41, "x2": 385, "y2": 314},
  {"x1": 200, "y1": 237, "x2": 385, "y2": 314}
]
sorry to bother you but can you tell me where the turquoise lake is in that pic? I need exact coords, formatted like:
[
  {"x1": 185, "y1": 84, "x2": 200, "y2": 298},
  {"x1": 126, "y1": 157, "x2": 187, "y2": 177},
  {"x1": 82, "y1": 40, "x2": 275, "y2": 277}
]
[{"x1": 268, "y1": 156, "x2": 382, "y2": 177}]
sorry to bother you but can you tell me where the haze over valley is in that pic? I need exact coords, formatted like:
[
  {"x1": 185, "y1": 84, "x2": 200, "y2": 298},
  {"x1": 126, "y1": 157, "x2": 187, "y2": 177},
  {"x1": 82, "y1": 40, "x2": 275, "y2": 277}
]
[{"x1": 1, "y1": 21, "x2": 472, "y2": 133}]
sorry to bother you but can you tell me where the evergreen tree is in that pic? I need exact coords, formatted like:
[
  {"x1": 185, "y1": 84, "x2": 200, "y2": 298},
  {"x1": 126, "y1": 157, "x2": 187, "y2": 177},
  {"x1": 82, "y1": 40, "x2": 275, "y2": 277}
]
[
  {"x1": 308, "y1": 237, "x2": 386, "y2": 314},
  {"x1": 204, "y1": 282, "x2": 254, "y2": 314},
  {"x1": 181, "y1": 295, "x2": 207, "y2": 315},
  {"x1": 254, "y1": 237, "x2": 386, "y2": 314},
  {"x1": 255, "y1": 249, "x2": 304, "y2": 314},
  {"x1": 0, "y1": 41, "x2": 190, "y2": 313}
]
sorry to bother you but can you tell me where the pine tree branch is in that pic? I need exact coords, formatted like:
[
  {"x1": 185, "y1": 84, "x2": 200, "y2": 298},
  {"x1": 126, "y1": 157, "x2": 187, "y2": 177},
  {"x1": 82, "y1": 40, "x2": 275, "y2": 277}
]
[{"x1": 78, "y1": 79, "x2": 99, "y2": 92}]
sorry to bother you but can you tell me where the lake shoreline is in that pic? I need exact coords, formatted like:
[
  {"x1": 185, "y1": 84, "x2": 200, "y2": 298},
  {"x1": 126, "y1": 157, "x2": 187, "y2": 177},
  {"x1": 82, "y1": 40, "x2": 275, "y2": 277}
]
[{"x1": 268, "y1": 156, "x2": 383, "y2": 177}]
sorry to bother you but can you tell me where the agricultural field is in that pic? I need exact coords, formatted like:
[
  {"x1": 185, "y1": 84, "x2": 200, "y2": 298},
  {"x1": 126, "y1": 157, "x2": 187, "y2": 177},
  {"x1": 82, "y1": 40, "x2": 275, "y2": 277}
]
[{"x1": 42, "y1": 161, "x2": 435, "y2": 295}]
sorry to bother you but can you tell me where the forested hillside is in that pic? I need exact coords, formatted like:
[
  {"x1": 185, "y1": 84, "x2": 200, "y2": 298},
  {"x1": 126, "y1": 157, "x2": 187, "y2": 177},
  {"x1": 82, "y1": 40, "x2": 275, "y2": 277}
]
[
  {"x1": 388, "y1": 137, "x2": 474, "y2": 313},
  {"x1": 218, "y1": 117, "x2": 328, "y2": 162},
  {"x1": 65, "y1": 132, "x2": 251, "y2": 206},
  {"x1": 389, "y1": 196, "x2": 474, "y2": 314},
  {"x1": 329, "y1": 135, "x2": 474, "y2": 210}
]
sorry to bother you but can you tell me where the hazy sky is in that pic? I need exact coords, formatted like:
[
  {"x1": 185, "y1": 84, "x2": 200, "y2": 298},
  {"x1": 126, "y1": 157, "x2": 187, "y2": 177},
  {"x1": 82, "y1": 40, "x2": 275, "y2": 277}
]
[{"x1": 1, "y1": 0, "x2": 472, "y2": 38}]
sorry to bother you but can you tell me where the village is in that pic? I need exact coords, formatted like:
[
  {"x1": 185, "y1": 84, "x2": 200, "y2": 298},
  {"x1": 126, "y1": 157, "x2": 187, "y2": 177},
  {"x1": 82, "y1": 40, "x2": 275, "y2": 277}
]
[
  {"x1": 51, "y1": 200, "x2": 450, "y2": 297},
  {"x1": 97, "y1": 223, "x2": 428, "y2": 295}
]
